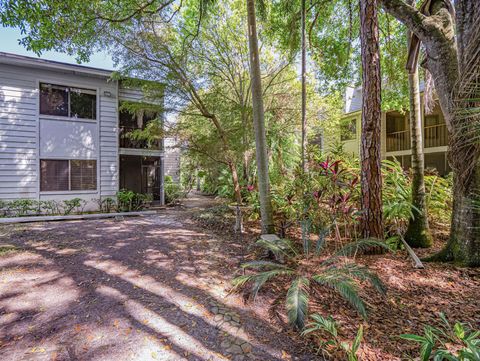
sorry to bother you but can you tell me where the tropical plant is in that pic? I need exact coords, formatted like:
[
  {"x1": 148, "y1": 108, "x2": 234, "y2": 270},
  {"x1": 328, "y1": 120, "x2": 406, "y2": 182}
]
[
  {"x1": 233, "y1": 236, "x2": 388, "y2": 329},
  {"x1": 302, "y1": 314, "x2": 364, "y2": 361},
  {"x1": 400, "y1": 312, "x2": 480, "y2": 361},
  {"x1": 116, "y1": 189, "x2": 151, "y2": 212},
  {"x1": 424, "y1": 174, "x2": 453, "y2": 225},
  {"x1": 382, "y1": 160, "x2": 416, "y2": 235}
]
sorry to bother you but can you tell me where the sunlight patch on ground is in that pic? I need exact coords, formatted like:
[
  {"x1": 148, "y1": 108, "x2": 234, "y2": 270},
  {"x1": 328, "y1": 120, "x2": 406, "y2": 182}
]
[{"x1": 97, "y1": 285, "x2": 228, "y2": 361}]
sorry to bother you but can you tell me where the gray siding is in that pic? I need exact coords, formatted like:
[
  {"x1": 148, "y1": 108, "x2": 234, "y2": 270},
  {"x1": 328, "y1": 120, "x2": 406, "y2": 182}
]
[
  {"x1": 164, "y1": 137, "x2": 180, "y2": 182},
  {"x1": 0, "y1": 65, "x2": 38, "y2": 199},
  {"x1": 0, "y1": 62, "x2": 119, "y2": 203},
  {"x1": 99, "y1": 93, "x2": 119, "y2": 197}
]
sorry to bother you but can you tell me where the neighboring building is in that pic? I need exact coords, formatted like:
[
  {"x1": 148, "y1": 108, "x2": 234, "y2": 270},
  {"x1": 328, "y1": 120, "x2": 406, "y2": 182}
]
[
  {"x1": 0, "y1": 52, "x2": 180, "y2": 207},
  {"x1": 336, "y1": 86, "x2": 449, "y2": 175}
]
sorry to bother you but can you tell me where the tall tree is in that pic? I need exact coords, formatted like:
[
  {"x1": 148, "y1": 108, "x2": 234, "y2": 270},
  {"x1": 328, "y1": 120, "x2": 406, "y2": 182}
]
[
  {"x1": 359, "y1": 0, "x2": 384, "y2": 240},
  {"x1": 246, "y1": 0, "x2": 275, "y2": 234},
  {"x1": 381, "y1": 0, "x2": 480, "y2": 266},
  {"x1": 403, "y1": 0, "x2": 432, "y2": 248},
  {"x1": 300, "y1": 0, "x2": 307, "y2": 172}
]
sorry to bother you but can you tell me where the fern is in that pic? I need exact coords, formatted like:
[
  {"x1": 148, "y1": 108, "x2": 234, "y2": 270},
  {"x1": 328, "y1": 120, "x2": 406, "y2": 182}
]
[{"x1": 286, "y1": 277, "x2": 310, "y2": 329}]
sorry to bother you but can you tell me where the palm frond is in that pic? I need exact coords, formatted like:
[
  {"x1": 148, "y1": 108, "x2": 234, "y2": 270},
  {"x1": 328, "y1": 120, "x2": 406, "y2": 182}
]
[
  {"x1": 255, "y1": 237, "x2": 297, "y2": 260},
  {"x1": 240, "y1": 260, "x2": 291, "y2": 270},
  {"x1": 286, "y1": 276, "x2": 310, "y2": 330},
  {"x1": 249, "y1": 269, "x2": 295, "y2": 301},
  {"x1": 315, "y1": 226, "x2": 330, "y2": 255},
  {"x1": 302, "y1": 313, "x2": 338, "y2": 337},
  {"x1": 336, "y1": 263, "x2": 387, "y2": 294},
  {"x1": 301, "y1": 219, "x2": 312, "y2": 256},
  {"x1": 312, "y1": 272, "x2": 367, "y2": 318},
  {"x1": 335, "y1": 239, "x2": 390, "y2": 257}
]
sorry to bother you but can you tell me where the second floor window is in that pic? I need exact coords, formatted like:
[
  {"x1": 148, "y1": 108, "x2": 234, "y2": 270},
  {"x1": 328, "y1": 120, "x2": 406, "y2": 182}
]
[{"x1": 40, "y1": 83, "x2": 97, "y2": 120}]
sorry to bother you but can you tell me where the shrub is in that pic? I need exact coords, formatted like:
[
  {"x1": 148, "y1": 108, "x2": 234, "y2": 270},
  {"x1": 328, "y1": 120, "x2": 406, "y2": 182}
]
[
  {"x1": 8, "y1": 199, "x2": 39, "y2": 217},
  {"x1": 233, "y1": 236, "x2": 388, "y2": 329},
  {"x1": 40, "y1": 200, "x2": 62, "y2": 215},
  {"x1": 164, "y1": 177, "x2": 185, "y2": 205},
  {"x1": 116, "y1": 189, "x2": 152, "y2": 211},
  {"x1": 63, "y1": 198, "x2": 86, "y2": 215}
]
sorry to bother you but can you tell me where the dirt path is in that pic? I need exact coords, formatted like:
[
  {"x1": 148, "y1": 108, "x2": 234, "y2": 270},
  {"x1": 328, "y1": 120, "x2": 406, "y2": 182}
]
[{"x1": 0, "y1": 194, "x2": 318, "y2": 361}]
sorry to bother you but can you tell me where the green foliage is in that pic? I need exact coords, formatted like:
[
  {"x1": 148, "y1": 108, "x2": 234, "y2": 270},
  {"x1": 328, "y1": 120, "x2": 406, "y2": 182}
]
[
  {"x1": 7, "y1": 199, "x2": 39, "y2": 217},
  {"x1": 400, "y1": 313, "x2": 480, "y2": 361},
  {"x1": 233, "y1": 237, "x2": 387, "y2": 329},
  {"x1": 116, "y1": 189, "x2": 152, "y2": 212},
  {"x1": 164, "y1": 177, "x2": 185, "y2": 205},
  {"x1": 63, "y1": 198, "x2": 86, "y2": 215},
  {"x1": 302, "y1": 314, "x2": 363, "y2": 361},
  {"x1": 382, "y1": 159, "x2": 416, "y2": 236},
  {"x1": 425, "y1": 174, "x2": 453, "y2": 225}
]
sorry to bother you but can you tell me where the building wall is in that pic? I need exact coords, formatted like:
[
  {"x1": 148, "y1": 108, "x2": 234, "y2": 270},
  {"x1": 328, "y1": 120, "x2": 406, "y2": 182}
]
[
  {"x1": 164, "y1": 137, "x2": 181, "y2": 182},
  {"x1": 331, "y1": 93, "x2": 449, "y2": 175},
  {"x1": 0, "y1": 63, "x2": 118, "y2": 207}
]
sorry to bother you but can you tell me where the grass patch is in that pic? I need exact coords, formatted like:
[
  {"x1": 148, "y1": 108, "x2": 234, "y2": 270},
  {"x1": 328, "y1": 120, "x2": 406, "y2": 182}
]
[{"x1": 0, "y1": 244, "x2": 20, "y2": 256}]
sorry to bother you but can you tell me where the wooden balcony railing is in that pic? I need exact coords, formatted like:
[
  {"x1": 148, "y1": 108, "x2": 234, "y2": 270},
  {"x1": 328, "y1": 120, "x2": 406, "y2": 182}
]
[
  {"x1": 119, "y1": 126, "x2": 162, "y2": 150},
  {"x1": 386, "y1": 130, "x2": 411, "y2": 152},
  {"x1": 424, "y1": 123, "x2": 448, "y2": 148}
]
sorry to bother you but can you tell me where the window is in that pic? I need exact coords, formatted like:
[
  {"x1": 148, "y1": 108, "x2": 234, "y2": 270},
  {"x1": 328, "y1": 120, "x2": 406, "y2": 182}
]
[
  {"x1": 40, "y1": 83, "x2": 96, "y2": 120},
  {"x1": 340, "y1": 118, "x2": 356, "y2": 141},
  {"x1": 40, "y1": 160, "x2": 69, "y2": 191},
  {"x1": 71, "y1": 160, "x2": 97, "y2": 190},
  {"x1": 40, "y1": 159, "x2": 97, "y2": 191}
]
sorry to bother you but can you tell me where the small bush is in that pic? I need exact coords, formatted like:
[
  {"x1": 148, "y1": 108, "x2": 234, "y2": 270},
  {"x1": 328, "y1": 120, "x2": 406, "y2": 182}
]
[{"x1": 63, "y1": 198, "x2": 86, "y2": 215}]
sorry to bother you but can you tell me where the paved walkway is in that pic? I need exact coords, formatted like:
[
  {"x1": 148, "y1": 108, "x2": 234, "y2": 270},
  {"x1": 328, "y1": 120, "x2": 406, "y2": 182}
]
[{"x1": 0, "y1": 194, "x2": 316, "y2": 361}]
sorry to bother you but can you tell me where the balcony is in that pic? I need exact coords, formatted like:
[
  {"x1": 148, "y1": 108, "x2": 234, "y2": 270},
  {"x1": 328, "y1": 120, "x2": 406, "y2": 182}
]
[
  {"x1": 424, "y1": 123, "x2": 448, "y2": 148},
  {"x1": 119, "y1": 126, "x2": 162, "y2": 150},
  {"x1": 386, "y1": 130, "x2": 411, "y2": 152}
]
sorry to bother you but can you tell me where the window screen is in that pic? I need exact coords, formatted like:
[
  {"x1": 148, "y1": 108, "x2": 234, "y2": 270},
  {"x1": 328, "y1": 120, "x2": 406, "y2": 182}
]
[
  {"x1": 70, "y1": 88, "x2": 96, "y2": 119},
  {"x1": 40, "y1": 83, "x2": 96, "y2": 119},
  {"x1": 40, "y1": 160, "x2": 69, "y2": 191},
  {"x1": 71, "y1": 160, "x2": 97, "y2": 190},
  {"x1": 40, "y1": 84, "x2": 68, "y2": 117},
  {"x1": 40, "y1": 159, "x2": 97, "y2": 191}
]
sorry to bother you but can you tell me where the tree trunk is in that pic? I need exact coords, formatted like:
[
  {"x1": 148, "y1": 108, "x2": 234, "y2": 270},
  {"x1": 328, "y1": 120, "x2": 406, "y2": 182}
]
[
  {"x1": 404, "y1": 2, "x2": 432, "y2": 248},
  {"x1": 301, "y1": 0, "x2": 307, "y2": 172},
  {"x1": 229, "y1": 161, "x2": 244, "y2": 205},
  {"x1": 380, "y1": 0, "x2": 480, "y2": 266},
  {"x1": 246, "y1": 0, "x2": 275, "y2": 234},
  {"x1": 359, "y1": 0, "x2": 384, "y2": 240}
]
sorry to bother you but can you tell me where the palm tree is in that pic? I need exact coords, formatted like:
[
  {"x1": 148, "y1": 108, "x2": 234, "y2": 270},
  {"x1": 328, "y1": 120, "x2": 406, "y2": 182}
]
[
  {"x1": 404, "y1": 0, "x2": 432, "y2": 248},
  {"x1": 233, "y1": 237, "x2": 388, "y2": 329},
  {"x1": 246, "y1": 0, "x2": 275, "y2": 234},
  {"x1": 300, "y1": 0, "x2": 307, "y2": 172}
]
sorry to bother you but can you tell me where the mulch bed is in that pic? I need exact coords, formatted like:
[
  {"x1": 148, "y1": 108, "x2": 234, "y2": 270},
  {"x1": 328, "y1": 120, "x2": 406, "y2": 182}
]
[{"x1": 191, "y1": 205, "x2": 480, "y2": 361}]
